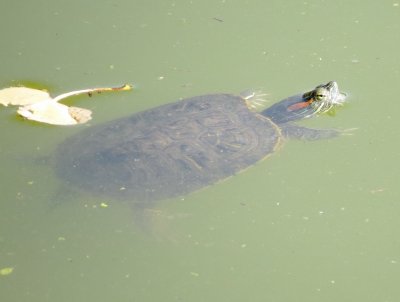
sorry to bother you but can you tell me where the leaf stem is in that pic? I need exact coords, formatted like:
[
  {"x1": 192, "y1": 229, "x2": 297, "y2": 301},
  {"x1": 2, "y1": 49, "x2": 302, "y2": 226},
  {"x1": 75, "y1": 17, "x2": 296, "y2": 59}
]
[{"x1": 53, "y1": 84, "x2": 132, "y2": 103}]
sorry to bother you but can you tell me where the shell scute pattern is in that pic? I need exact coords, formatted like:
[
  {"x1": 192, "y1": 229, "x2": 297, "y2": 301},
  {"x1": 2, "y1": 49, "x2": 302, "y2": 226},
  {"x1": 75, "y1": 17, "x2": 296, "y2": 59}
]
[{"x1": 56, "y1": 94, "x2": 281, "y2": 201}]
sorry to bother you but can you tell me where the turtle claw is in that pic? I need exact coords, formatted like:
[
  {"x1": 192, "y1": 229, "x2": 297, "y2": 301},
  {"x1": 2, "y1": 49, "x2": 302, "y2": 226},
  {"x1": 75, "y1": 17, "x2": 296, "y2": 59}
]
[
  {"x1": 241, "y1": 90, "x2": 270, "y2": 111},
  {"x1": 340, "y1": 127, "x2": 358, "y2": 136}
]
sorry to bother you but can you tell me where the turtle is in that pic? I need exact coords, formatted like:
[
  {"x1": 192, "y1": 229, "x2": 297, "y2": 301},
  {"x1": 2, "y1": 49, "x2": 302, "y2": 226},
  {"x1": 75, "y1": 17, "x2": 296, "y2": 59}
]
[{"x1": 55, "y1": 81, "x2": 346, "y2": 203}]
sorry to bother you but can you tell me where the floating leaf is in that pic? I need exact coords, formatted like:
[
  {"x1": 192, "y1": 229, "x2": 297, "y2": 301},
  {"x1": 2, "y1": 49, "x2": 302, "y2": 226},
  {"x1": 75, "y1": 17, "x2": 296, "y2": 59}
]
[
  {"x1": 0, "y1": 87, "x2": 50, "y2": 106},
  {"x1": 17, "y1": 99, "x2": 92, "y2": 125},
  {"x1": 0, "y1": 84, "x2": 132, "y2": 125},
  {"x1": 0, "y1": 267, "x2": 14, "y2": 276}
]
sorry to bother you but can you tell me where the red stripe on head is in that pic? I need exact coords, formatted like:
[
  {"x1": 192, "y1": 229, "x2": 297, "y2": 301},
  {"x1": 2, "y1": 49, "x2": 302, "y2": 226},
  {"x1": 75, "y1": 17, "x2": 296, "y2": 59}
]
[{"x1": 287, "y1": 99, "x2": 313, "y2": 112}]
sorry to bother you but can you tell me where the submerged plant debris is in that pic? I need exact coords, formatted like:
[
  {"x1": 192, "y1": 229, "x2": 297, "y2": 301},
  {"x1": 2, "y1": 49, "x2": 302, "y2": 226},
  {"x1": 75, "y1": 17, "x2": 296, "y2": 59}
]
[
  {"x1": 0, "y1": 84, "x2": 132, "y2": 125},
  {"x1": 0, "y1": 267, "x2": 14, "y2": 276}
]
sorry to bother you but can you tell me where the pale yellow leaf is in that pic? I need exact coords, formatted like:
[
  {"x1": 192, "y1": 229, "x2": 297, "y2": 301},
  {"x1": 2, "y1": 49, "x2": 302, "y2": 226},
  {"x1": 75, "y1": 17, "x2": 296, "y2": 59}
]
[
  {"x1": 4, "y1": 83, "x2": 132, "y2": 126},
  {"x1": 17, "y1": 100, "x2": 92, "y2": 125},
  {"x1": 0, "y1": 87, "x2": 50, "y2": 106}
]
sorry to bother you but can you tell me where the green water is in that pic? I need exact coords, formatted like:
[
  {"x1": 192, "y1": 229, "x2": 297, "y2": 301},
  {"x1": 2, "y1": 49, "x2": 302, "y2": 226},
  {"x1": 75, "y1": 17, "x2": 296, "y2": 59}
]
[{"x1": 1, "y1": 1, "x2": 400, "y2": 301}]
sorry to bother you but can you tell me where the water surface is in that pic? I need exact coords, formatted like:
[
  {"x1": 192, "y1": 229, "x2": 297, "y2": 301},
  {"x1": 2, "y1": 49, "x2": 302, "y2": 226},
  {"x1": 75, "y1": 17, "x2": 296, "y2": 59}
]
[{"x1": 1, "y1": 1, "x2": 400, "y2": 301}]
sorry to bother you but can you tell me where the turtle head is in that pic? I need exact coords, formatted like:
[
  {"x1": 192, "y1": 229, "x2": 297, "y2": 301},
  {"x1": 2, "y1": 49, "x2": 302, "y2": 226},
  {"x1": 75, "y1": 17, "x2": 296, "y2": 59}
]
[{"x1": 261, "y1": 81, "x2": 347, "y2": 124}]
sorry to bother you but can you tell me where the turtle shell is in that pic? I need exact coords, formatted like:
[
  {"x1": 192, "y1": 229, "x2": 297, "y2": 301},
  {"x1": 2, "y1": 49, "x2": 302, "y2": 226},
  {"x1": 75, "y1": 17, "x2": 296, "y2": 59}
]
[{"x1": 55, "y1": 94, "x2": 283, "y2": 202}]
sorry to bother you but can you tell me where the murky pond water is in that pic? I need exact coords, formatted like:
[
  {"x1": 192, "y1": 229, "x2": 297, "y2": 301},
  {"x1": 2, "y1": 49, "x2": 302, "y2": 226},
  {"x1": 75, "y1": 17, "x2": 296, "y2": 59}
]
[{"x1": 1, "y1": 1, "x2": 400, "y2": 301}]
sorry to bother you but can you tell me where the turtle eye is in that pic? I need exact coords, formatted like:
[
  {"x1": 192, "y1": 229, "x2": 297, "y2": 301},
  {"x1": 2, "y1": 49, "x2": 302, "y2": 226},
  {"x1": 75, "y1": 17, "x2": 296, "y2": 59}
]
[
  {"x1": 314, "y1": 88, "x2": 328, "y2": 102},
  {"x1": 315, "y1": 93, "x2": 326, "y2": 101}
]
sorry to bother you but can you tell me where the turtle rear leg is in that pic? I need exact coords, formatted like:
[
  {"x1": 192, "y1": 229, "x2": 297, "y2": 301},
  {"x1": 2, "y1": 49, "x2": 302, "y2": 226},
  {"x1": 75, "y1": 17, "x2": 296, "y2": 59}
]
[{"x1": 131, "y1": 202, "x2": 191, "y2": 241}]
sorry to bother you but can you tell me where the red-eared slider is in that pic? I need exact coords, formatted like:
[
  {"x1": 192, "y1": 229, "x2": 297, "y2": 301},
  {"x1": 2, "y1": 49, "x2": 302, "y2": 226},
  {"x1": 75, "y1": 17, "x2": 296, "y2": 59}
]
[{"x1": 56, "y1": 81, "x2": 346, "y2": 202}]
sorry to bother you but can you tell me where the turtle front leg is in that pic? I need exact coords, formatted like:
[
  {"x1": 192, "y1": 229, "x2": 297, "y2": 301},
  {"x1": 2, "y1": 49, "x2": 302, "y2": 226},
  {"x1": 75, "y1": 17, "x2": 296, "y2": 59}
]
[{"x1": 280, "y1": 123, "x2": 343, "y2": 141}]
